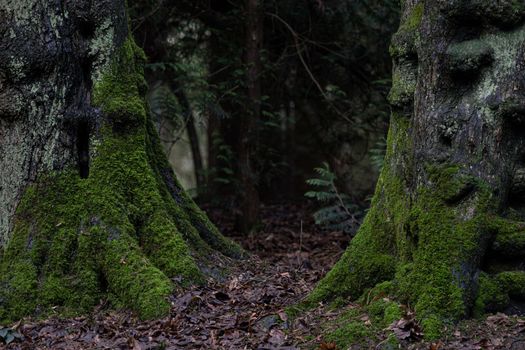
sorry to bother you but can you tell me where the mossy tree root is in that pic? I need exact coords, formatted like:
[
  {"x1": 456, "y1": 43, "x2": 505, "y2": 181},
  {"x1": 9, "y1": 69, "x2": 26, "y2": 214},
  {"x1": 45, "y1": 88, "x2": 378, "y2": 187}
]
[
  {"x1": 0, "y1": 36, "x2": 243, "y2": 323},
  {"x1": 474, "y1": 271, "x2": 525, "y2": 315},
  {"x1": 307, "y1": 0, "x2": 525, "y2": 340},
  {"x1": 306, "y1": 116, "x2": 525, "y2": 339},
  {"x1": 488, "y1": 220, "x2": 525, "y2": 259}
]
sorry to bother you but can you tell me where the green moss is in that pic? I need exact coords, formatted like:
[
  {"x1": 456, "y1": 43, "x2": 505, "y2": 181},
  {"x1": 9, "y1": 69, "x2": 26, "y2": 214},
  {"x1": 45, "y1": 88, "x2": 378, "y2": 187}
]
[
  {"x1": 360, "y1": 281, "x2": 395, "y2": 305},
  {"x1": 323, "y1": 306, "x2": 370, "y2": 348},
  {"x1": 0, "y1": 219, "x2": 38, "y2": 320},
  {"x1": 395, "y1": 165, "x2": 493, "y2": 338},
  {"x1": 312, "y1": 125, "x2": 409, "y2": 345},
  {"x1": 490, "y1": 219, "x2": 525, "y2": 258},
  {"x1": 308, "y1": 113, "x2": 411, "y2": 306},
  {"x1": 367, "y1": 299, "x2": 390, "y2": 318},
  {"x1": 384, "y1": 334, "x2": 401, "y2": 349},
  {"x1": 473, "y1": 273, "x2": 509, "y2": 317},
  {"x1": 93, "y1": 38, "x2": 147, "y2": 123},
  {"x1": 328, "y1": 297, "x2": 349, "y2": 310},
  {"x1": 362, "y1": 283, "x2": 404, "y2": 325},
  {"x1": 143, "y1": 107, "x2": 244, "y2": 260},
  {"x1": 389, "y1": 2, "x2": 424, "y2": 59},
  {"x1": 402, "y1": 3, "x2": 424, "y2": 32},
  {"x1": 141, "y1": 212, "x2": 201, "y2": 283},
  {"x1": 308, "y1": 115, "x2": 496, "y2": 339},
  {"x1": 103, "y1": 234, "x2": 172, "y2": 319},
  {"x1": 0, "y1": 34, "x2": 240, "y2": 323},
  {"x1": 323, "y1": 297, "x2": 403, "y2": 348},
  {"x1": 283, "y1": 304, "x2": 304, "y2": 321},
  {"x1": 384, "y1": 303, "x2": 403, "y2": 325},
  {"x1": 496, "y1": 271, "x2": 525, "y2": 298},
  {"x1": 306, "y1": 242, "x2": 396, "y2": 305},
  {"x1": 326, "y1": 320, "x2": 371, "y2": 348},
  {"x1": 420, "y1": 316, "x2": 443, "y2": 341},
  {"x1": 472, "y1": 271, "x2": 525, "y2": 319},
  {"x1": 388, "y1": 63, "x2": 417, "y2": 107},
  {"x1": 307, "y1": 0, "x2": 525, "y2": 342}
]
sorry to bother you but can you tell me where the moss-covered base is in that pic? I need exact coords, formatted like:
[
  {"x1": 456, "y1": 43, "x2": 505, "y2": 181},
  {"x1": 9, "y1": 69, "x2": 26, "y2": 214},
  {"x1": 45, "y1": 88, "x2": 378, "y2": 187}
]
[
  {"x1": 307, "y1": 0, "x2": 525, "y2": 341},
  {"x1": 306, "y1": 112, "x2": 525, "y2": 340},
  {"x1": 320, "y1": 284, "x2": 403, "y2": 349},
  {"x1": 0, "y1": 36, "x2": 243, "y2": 323}
]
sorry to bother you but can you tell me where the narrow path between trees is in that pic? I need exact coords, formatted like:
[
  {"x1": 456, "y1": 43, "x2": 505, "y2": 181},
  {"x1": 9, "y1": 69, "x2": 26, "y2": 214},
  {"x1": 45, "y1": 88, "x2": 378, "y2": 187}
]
[
  {"x1": 4, "y1": 203, "x2": 525, "y2": 349},
  {"x1": 5, "y1": 203, "x2": 346, "y2": 349}
]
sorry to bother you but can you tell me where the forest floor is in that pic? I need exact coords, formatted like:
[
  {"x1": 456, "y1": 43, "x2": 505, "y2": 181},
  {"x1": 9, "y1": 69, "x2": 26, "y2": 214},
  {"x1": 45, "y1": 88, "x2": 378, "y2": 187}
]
[{"x1": 2, "y1": 202, "x2": 525, "y2": 350}]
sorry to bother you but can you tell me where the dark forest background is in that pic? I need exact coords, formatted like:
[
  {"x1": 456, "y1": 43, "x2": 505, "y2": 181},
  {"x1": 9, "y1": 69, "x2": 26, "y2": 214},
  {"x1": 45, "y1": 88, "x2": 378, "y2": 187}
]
[{"x1": 128, "y1": 0, "x2": 400, "y2": 233}]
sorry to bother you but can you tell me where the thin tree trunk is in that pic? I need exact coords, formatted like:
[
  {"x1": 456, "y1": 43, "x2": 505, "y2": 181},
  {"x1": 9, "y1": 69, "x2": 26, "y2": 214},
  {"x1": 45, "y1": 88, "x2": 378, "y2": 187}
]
[
  {"x1": 308, "y1": 0, "x2": 525, "y2": 339},
  {"x1": 171, "y1": 80, "x2": 206, "y2": 190},
  {"x1": 235, "y1": 0, "x2": 263, "y2": 233},
  {"x1": 284, "y1": 100, "x2": 296, "y2": 197}
]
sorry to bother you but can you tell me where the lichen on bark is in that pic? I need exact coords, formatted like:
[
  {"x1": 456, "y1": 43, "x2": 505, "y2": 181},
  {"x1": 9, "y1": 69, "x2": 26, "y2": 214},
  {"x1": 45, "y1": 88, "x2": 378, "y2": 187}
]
[{"x1": 0, "y1": 0, "x2": 243, "y2": 323}]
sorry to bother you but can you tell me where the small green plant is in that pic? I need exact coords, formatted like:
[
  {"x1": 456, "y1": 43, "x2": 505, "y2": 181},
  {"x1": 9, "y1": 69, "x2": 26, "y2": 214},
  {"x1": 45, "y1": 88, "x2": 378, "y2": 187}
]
[
  {"x1": 202, "y1": 131, "x2": 236, "y2": 190},
  {"x1": 305, "y1": 162, "x2": 361, "y2": 234},
  {"x1": 148, "y1": 84, "x2": 184, "y2": 130}
]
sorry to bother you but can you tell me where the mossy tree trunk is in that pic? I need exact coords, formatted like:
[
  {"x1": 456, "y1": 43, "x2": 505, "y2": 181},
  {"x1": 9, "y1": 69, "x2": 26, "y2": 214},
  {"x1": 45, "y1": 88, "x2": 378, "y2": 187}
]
[
  {"x1": 309, "y1": 0, "x2": 525, "y2": 338},
  {"x1": 0, "y1": 0, "x2": 243, "y2": 323}
]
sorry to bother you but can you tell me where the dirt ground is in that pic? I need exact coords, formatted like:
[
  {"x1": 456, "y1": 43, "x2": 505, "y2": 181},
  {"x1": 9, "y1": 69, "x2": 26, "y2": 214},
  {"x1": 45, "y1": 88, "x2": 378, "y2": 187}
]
[{"x1": 2, "y1": 202, "x2": 525, "y2": 349}]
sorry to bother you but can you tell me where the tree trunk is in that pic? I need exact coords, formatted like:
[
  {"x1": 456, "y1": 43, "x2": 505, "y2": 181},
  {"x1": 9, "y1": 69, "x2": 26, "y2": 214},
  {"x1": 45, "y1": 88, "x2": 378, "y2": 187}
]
[
  {"x1": 0, "y1": 0, "x2": 243, "y2": 323},
  {"x1": 309, "y1": 0, "x2": 525, "y2": 338},
  {"x1": 235, "y1": 0, "x2": 263, "y2": 233},
  {"x1": 171, "y1": 79, "x2": 206, "y2": 190}
]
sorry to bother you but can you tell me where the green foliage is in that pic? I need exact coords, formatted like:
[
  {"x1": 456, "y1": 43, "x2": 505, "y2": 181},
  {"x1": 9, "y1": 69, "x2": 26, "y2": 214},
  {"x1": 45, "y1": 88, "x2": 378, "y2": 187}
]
[
  {"x1": 147, "y1": 58, "x2": 214, "y2": 116},
  {"x1": 305, "y1": 163, "x2": 361, "y2": 234},
  {"x1": 144, "y1": 32, "x2": 215, "y2": 187},
  {"x1": 207, "y1": 131, "x2": 236, "y2": 187},
  {"x1": 129, "y1": 0, "x2": 400, "y2": 204},
  {"x1": 149, "y1": 84, "x2": 181, "y2": 124},
  {"x1": 370, "y1": 138, "x2": 387, "y2": 171}
]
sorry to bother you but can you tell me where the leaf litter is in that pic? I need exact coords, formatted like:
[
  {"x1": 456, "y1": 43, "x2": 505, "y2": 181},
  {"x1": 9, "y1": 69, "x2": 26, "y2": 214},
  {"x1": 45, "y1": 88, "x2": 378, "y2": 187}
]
[{"x1": 2, "y1": 202, "x2": 524, "y2": 349}]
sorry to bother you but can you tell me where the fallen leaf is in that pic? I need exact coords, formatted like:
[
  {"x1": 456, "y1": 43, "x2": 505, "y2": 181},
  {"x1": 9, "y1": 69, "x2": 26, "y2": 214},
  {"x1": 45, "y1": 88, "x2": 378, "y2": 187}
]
[{"x1": 319, "y1": 342, "x2": 337, "y2": 350}]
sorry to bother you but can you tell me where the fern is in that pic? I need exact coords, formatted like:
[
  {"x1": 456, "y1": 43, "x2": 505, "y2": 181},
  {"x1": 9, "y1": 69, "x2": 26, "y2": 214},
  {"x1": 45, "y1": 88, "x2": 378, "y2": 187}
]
[
  {"x1": 148, "y1": 84, "x2": 184, "y2": 132},
  {"x1": 305, "y1": 163, "x2": 362, "y2": 235},
  {"x1": 206, "y1": 131, "x2": 236, "y2": 186},
  {"x1": 370, "y1": 138, "x2": 387, "y2": 171}
]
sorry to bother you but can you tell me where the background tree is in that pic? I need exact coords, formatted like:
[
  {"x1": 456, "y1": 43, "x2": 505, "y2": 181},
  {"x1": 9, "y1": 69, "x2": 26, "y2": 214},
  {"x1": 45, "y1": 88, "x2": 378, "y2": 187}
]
[
  {"x1": 129, "y1": 0, "x2": 399, "y2": 234},
  {"x1": 308, "y1": 0, "x2": 525, "y2": 338},
  {"x1": 0, "y1": 0, "x2": 242, "y2": 323},
  {"x1": 260, "y1": 0, "x2": 398, "y2": 202}
]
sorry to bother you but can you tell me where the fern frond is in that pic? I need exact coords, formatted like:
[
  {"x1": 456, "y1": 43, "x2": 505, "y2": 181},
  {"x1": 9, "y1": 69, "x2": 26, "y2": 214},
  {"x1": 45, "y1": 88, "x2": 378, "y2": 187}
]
[
  {"x1": 305, "y1": 191, "x2": 338, "y2": 202},
  {"x1": 305, "y1": 162, "x2": 363, "y2": 235},
  {"x1": 305, "y1": 178, "x2": 333, "y2": 187}
]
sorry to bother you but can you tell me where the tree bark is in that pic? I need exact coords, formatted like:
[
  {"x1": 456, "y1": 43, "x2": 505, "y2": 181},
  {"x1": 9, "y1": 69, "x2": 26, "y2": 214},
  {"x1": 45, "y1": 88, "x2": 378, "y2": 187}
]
[
  {"x1": 170, "y1": 79, "x2": 206, "y2": 190},
  {"x1": 309, "y1": 0, "x2": 525, "y2": 338},
  {"x1": 236, "y1": 0, "x2": 263, "y2": 233},
  {"x1": 0, "y1": 0, "x2": 243, "y2": 323}
]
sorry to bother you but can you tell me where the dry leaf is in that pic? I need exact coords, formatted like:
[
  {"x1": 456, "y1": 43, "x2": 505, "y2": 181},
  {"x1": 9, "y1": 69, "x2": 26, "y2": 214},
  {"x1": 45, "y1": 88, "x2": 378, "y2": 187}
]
[{"x1": 319, "y1": 342, "x2": 338, "y2": 350}]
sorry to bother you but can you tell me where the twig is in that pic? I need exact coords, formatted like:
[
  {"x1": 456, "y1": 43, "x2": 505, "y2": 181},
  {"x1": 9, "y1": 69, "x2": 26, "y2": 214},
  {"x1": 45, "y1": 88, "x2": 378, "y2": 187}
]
[
  {"x1": 297, "y1": 220, "x2": 304, "y2": 270},
  {"x1": 266, "y1": 12, "x2": 353, "y2": 124}
]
